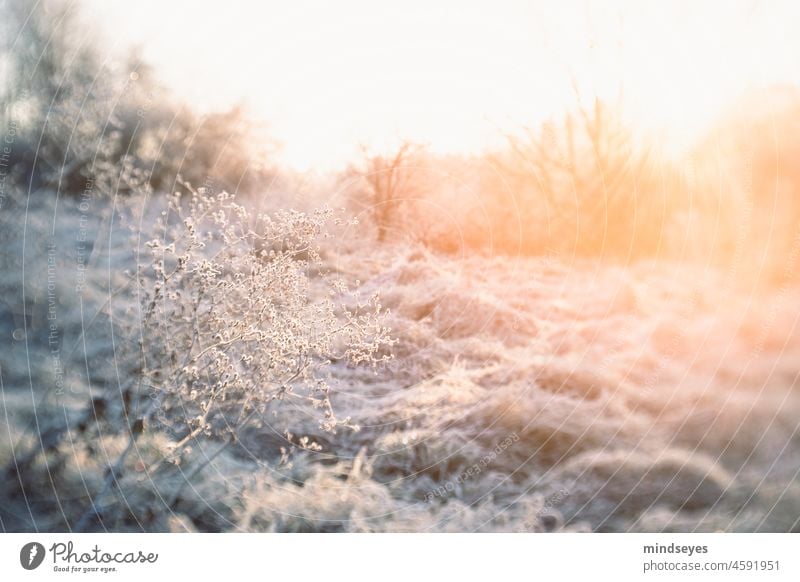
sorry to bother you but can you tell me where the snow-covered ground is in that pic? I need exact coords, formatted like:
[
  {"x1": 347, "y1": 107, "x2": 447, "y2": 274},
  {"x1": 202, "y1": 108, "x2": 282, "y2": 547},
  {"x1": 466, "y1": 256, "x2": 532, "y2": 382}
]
[{"x1": 2, "y1": 195, "x2": 799, "y2": 532}]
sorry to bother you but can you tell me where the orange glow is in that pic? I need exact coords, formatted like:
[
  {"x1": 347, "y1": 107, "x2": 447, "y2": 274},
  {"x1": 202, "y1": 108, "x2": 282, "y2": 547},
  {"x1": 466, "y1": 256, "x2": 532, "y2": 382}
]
[{"x1": 83, "y1": 0, "x2": 800, "y2": 170}]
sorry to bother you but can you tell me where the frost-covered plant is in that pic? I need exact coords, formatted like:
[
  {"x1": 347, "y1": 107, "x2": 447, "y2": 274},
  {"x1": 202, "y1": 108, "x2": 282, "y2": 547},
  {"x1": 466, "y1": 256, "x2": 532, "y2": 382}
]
[
  {"x1": 74, "y1": 184, "x2": 393, "y2": 529},
  {"x1": 137, "y1": 186, "x2": 392, "y2": 440}
]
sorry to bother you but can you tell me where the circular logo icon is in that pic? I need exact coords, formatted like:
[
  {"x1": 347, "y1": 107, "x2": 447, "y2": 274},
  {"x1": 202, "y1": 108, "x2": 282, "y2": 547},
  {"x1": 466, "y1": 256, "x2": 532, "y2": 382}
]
[{"x1": 20, "y1": 542, "x2": 46, "y2": 570}]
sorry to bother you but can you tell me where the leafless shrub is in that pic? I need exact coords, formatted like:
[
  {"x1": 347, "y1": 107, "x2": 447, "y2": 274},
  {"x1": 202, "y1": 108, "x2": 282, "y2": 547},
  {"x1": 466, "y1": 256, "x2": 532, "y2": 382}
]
[
  {"x1": 1, "y1": 0, "x2": 273, "y2": 200},
  {"x1": 489, "y1": 97, "x2": 676, "y2": 259},
  {"x1": 68, "y1": 183, "x2": 393, "y2": 529},
  {"x1": 683, "y1": 86, "x2": 800, "y2": 284},
  {"x1": 354, "y1": 141, "x2": 421, "y2": 243}
]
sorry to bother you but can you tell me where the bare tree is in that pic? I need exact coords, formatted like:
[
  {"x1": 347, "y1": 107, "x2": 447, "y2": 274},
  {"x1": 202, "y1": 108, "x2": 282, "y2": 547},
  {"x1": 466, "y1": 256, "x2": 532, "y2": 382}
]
[
  {"x1": 361, "y1": 142, "x2": 417, "y2": 243},
  {"x1": 497, "y1": 97, "x2": 669, "y2": 258}
]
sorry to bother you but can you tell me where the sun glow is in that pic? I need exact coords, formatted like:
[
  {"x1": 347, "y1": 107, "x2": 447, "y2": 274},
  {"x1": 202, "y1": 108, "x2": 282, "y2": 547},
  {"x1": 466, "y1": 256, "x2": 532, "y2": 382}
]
[{"x1": 83, "y1": 0, "x2": 800, "y2": 170}]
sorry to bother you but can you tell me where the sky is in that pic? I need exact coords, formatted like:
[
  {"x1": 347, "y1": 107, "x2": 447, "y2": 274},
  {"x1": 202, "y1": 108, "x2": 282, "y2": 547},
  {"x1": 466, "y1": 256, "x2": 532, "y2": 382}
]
[{"x1": 80, "y1": 0, "x2": 800, "y2": 171}]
